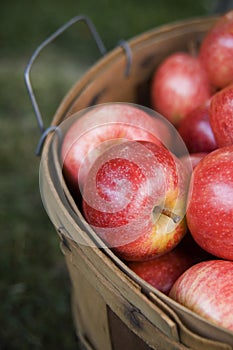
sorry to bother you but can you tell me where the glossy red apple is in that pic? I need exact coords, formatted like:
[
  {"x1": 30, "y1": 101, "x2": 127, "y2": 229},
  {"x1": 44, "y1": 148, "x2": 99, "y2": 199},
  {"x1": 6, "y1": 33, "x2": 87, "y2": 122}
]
[
  {"x1": 127, "y1": 238, "x2": 204, "y2": 295},
  {"x1": 186, "y1": 146, "x2": 233, "y2": 260},
  {"x1": 150, "y1": 52, "x2": 212, "y2": 126},
  {"x1": 169, "y1": 260, "x2": 233, "y2": 332},
  {"x1": 178, "y1": 102, "x2": 217, "y2": 153},
  {"x1": 209, "y1": 83, "x2": 233, "y2": 147},
  {"x1": 61, "y1": 103, "x2": 171, "y2": 196},
  {"x1": 199, "y1": 11, "x2": 233, "y2": 89},
  {"x1": 82, "y1": 140, "x2": 189, "y2": 261}
]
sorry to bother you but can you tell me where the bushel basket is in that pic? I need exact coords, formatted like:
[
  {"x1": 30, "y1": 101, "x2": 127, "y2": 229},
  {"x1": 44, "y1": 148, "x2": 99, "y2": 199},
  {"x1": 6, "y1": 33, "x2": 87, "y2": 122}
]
[{"x1": 28, "y1": 15, "x2": 233, "y2": 350}]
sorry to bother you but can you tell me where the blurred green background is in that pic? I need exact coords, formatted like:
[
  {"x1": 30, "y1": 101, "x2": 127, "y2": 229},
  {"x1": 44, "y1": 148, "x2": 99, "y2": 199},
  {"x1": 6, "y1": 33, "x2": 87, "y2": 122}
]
[{"x1": 0, "y1": 0, "x2": 230, "y2": 349}]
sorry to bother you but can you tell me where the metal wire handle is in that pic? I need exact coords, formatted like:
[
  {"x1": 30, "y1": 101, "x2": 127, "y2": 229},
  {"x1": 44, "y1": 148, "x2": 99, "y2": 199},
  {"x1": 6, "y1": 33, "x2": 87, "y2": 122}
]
[{"x1": 24, "y1": 15, "x2": 107, "y2": 138}]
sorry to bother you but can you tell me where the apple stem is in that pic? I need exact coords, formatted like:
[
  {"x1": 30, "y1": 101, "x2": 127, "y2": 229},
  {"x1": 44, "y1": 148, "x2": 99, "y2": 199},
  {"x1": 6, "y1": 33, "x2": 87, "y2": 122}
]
[
  {"x1": 153, "y1": 206, "x2": 180, "y2": 224},
  {"x1": 161, "y1": 208, "x2": 180, "y2": 223}
]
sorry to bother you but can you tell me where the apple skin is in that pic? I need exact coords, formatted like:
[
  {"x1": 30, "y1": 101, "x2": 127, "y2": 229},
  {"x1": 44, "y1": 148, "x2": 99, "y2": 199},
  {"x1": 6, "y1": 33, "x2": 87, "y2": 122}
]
[
  {"x1": 150, "y1": 52, "x2": 212, "y2": 126},
  {"x1": 186, "y1": 146, "x2": 233, "y2": 261},
  {"x1": 127, "y1": 245, "x2": 194, "y2": 295},
  {"x1": 82, "y1": 140, "x2": 188, "y2": 261},
  {"x1": 169, "y1": 260, "x2": 233, "y2": 332},
  {"x1": 209, "y1": 83, "x2": 233, "y2": 147},
  {"x1": 61, "y1": 103, "x2": 171, "y2": 196},
  {"x1": 178, "y1": 102, "x2": 217, "y2": 153},
  {"x1": 127, "y1": 232, "x2": 210, "y2": 295},
  {"x1": 199, "y1": 11, "x2": 233, "y2": 89}
]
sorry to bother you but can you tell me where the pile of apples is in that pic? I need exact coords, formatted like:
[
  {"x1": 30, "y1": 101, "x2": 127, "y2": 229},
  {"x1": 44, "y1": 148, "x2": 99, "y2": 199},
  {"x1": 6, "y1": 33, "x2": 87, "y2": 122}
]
[{"x1": 61, "y1": 12, "x2": 233, "y2": 332}]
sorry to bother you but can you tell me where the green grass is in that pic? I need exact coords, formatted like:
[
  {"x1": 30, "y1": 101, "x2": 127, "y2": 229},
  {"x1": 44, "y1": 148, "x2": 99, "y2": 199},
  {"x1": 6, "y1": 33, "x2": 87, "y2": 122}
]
[
  {"x1": 0, "y1": 58, "x2": 79, "y2": 349},
  {"x1": 0, "y1": 0, "x2": 220, "y2": 348}
]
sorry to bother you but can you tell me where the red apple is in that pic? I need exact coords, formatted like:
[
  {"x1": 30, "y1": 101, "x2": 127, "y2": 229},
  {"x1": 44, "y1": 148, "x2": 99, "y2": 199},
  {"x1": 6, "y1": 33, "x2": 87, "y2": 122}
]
[
  {"x1": 82, "y1": 140, "x2": 189, "y2": 261},
  {"x1": 186, "y1": 146, "x2": 233, "y2": 260},
  {"x1": 169, "y1": 260, "x2": 233, "y2": 332},
  {"x1": 209, "y1": 83, "x2": 233, "y2": 147},
  {"x1": 61, "y1": 103, "x2": 172, "y2": 196},
  {"x1": 150, "y1": 52, "x2": 212, "y2": 126},
  {"x1": 178, "y1": 102, "x2": 217, "y2": 153},
  {"x1": 199, "y1": 11, "x2": 233, "y2": 89},
  {"x1": 127, "y1": 240, "x2": 202, "y2": 295}
]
